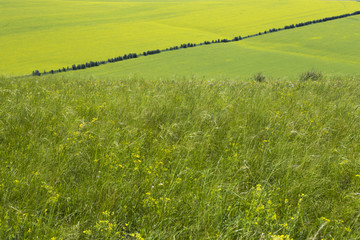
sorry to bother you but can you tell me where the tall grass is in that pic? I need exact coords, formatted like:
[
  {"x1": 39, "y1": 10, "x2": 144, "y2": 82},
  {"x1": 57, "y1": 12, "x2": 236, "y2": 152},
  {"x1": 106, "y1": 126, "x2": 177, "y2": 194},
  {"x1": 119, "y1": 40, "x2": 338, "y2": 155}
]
[{"x1": 1, "y1": 75, "x2": 360, "y2": 239}]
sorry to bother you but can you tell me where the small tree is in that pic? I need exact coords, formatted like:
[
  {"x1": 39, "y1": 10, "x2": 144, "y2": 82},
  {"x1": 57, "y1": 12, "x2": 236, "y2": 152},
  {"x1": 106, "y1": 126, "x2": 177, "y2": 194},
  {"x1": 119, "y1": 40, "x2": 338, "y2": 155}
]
[{"x1": 32, "y1": 70, "x2": 41, "y2": 76}]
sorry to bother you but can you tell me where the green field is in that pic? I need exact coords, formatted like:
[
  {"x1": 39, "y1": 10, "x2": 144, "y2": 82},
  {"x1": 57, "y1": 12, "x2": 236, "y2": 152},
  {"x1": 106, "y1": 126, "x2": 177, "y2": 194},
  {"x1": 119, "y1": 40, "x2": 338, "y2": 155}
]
[
  {"x1": 1, "y1": 74, "x2": 360, "y2": 239},
  {"x1": 0, "y1": 0, "x2": 359, "y2": 76},
  {"x1": 2, "y1": 0, "x2": 360, "y2": 239},
  {"x1": 67, "y1": 15, "x2": 360, "y2": 79}
]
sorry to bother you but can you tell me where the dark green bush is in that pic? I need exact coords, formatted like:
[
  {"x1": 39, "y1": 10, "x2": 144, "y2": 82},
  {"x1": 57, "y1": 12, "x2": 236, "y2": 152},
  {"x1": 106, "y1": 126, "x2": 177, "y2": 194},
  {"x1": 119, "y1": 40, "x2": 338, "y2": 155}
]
[
  {"x1": 253, "y1": 72, "x2": 266, "y2": 82},
  {"x1": 300, "y1": 70, "x2": 323, "y2": 81}
]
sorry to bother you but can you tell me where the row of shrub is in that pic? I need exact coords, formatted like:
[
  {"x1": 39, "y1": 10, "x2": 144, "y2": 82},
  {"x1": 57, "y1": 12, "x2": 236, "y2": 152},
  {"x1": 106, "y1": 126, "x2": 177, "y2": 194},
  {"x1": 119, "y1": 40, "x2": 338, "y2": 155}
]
[
  {"x1": 32, "y1": 54, "x2": 138, "y2": 76},
  {"x1": 32, "y1": 11, "x2": 360, "y2": 76}
]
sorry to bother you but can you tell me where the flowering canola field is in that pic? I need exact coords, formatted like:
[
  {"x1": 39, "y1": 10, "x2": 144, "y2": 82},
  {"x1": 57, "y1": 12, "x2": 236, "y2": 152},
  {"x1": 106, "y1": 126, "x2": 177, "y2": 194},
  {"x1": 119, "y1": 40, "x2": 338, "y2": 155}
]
[{"x1": 0, "y1": 0, "x2": 359, "y2": 75}]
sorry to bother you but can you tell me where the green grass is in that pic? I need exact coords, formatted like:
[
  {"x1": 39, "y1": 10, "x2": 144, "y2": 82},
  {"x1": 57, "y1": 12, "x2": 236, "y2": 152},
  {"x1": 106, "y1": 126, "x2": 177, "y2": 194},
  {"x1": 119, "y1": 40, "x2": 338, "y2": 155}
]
[
  {"x1": 67, "y1": 15, "x2": 360, "y2": 80},
  {"x1": 1, "y1": 0, "x2": 359, "y2": 76},
  {"x1": 1, "y1": 74, "x2": 360, "y2": 239}
]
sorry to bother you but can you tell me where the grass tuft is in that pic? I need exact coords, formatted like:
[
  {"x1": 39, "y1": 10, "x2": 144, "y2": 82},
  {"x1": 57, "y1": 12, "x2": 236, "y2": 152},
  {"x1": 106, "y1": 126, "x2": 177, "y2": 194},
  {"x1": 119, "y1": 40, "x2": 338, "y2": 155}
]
[
  {"x1": 299, "y1": 70, "x2": 323, "y2": 81},
  {"x1": 253, "y1": 72, "x2": 266, "y2": 82}
]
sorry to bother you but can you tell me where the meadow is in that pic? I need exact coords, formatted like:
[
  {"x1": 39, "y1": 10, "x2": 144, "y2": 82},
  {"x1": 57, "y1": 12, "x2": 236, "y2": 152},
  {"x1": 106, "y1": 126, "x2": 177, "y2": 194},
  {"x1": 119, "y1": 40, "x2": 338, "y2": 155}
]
[
  {"x1": 1, "y1": 0, "x2": 359, "y2": 76},
  {"x1": 67, "y1": 14, "x2": 360, "y2": 80},
  {"x1": 2, "y1": 0, "x2": 360, "y2": 239},
  {"x1": 1, "y1": 74, "x2": 360, "y2": 239}
]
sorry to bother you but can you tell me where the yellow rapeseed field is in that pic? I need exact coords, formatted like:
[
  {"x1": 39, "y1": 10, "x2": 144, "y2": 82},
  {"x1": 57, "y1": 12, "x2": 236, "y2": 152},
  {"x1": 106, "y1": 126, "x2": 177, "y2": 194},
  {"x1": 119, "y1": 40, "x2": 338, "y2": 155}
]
[{"x1": 0, "y1": 0, "x2": 358, "y2": 75}]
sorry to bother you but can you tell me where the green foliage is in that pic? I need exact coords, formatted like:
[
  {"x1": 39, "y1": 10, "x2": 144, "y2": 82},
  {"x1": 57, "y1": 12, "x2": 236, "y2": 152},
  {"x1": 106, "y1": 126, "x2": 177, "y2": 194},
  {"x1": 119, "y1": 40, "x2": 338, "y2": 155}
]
[
  {"x1": 299, "y1": 70, "x2": 323, "y2": 81},
  {"x1": 253, "y1": 72, "x2": 266, "y2": 82},
  {"x1": 1, "y1": 75, "x2": 360, "y2": 239}
]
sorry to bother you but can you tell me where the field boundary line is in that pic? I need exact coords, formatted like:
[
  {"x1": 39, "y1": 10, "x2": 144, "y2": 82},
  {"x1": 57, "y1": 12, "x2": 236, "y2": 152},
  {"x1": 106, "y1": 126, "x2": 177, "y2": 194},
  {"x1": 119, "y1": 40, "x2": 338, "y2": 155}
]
[{"x1": 27, "y1": 10, "x2": 360, "y2": 78}]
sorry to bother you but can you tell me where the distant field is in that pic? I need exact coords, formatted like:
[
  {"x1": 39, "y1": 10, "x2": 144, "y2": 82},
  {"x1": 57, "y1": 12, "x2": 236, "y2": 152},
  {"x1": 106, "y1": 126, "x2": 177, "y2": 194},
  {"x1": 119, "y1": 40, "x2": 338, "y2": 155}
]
[
  {"x1": 0, "y1": 0, "x2": 359, "y2": 76},
  {"x1": 67, "y1": 15, "x2": 360, "y2": 80}
]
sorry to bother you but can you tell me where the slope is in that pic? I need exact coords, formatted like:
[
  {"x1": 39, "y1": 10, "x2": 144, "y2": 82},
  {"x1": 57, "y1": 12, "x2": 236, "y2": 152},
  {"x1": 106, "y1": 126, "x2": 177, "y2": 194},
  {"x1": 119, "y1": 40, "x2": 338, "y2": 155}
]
[
  {"x1": 0, "y1": 0, "x2": 359, "y2": 76},
  {"x1": 66, "y1": 15, "x2": 360, "y2": 79}
]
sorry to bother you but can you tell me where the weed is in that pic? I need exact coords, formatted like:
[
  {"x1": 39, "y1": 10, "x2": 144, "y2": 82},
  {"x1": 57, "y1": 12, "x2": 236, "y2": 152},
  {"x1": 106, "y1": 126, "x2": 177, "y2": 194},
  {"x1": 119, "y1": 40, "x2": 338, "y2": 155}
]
[
  {"x1": 299, "y1": 70, "x2": 323, "y2": 81},
  {"x1": 253, "y1": 72, "x2": 266, "y2": 82}
]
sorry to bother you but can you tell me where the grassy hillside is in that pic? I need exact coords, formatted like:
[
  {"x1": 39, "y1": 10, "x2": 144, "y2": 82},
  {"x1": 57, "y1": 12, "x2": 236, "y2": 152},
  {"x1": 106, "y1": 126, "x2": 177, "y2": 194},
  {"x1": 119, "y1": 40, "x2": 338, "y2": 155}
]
[
  {"x1": 66, "y1": 15, "x2": 360, "y2": 79},
  {"x1": 1, "y1": 74, "x2": 360, "y2": 239},
  {"x1": 1, "y1": 0, "x2": 359, "y2": 76}
]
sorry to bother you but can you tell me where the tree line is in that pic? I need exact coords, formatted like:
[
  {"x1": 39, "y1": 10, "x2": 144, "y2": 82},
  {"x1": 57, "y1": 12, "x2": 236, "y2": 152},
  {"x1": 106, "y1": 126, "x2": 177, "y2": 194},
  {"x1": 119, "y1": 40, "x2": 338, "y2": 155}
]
[{"x1": 32, "y1": 10, "x2": 360, "y2": 76}]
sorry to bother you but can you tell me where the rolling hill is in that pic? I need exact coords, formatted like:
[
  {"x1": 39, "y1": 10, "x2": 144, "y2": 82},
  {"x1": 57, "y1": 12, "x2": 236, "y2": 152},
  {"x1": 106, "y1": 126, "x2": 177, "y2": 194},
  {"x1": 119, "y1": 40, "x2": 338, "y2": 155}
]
[
  {"x1": 0, "y1": 0, "x2": 359, "y2": 76},
  {"x1": 66, "y1": 14, "x2": 360, "y2": 79}
]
